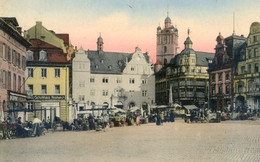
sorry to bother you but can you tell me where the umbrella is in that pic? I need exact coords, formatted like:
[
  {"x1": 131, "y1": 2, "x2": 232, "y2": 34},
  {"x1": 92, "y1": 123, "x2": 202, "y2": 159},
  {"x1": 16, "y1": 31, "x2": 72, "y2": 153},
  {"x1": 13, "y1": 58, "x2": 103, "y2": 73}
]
[{"x1": 32, "y1": 118, "x2": 42, "y2": 124}]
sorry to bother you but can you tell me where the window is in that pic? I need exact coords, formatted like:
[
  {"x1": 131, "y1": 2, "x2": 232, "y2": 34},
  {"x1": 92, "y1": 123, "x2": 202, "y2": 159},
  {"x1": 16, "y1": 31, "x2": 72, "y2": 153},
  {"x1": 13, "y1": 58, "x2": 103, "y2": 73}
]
[
  {"x1": 102, "y1": 90, "x2": 108, "y2": 96},
  {"x1": 218, "y1": 84, "x2": 222, "y2": 94},
  {"x1": 95, "y1": 65, "x2": 99, "y2": 69},
  {"x1": 2, "y1": 70, "x2": 6, "y2": 89},
  {"x1": 90, "y1": 89, "x2": 95, "y2": 96},
  {"x1": 225, "y1": 84, "x2": 230, "y2": 94},
  {"x1": 12, "y1": 50, "x2": 16, "y2": 66},
  {"x1": 185, "y1": 66, "x2": 189, "y2": 72},
  {"x1": 108, "y1": 65, "x2": 112, "y2": 70},
  {"x1": 28, "y1": 68, "x2": 34, "y2": 78},
  {"x1": 39, "y1": 50, "x2": 47, "y2": 61},
  {"x1": 22, "y1": 56, "x2": 26, "y2": 70},
  {"x1": 255, "y1": 64, "x2": 259, "y2": 73},
  {"x1": 218, "y1": 73, "x2": 222, "y2": 81},
  {"x1": 90, "y1": 77, "x2": 95, "y2": 83},
  {"x1": 142, "y1": 79, "x2": 147, "y2": 84},
  {"x1": 7, "y1": 46, "x2": 11, "y2": 62},
  {"x1": 225, "y1": 72, "x2": 229, "y2": 81},
  {"x1": 241, "y1": 66, "x2": 245, "y2": 74},
  {"x1": 253, "y1": 35, "x2": 257, "y2": 42},
  {"x1": 23, "y1": 78, "x2": 25, "y2": 93},
  {"x1": 102, "y1": 77, "x2": 108, "y2": 83},
  {"x1": 13, "y1": 74, "x2": 16, "y2": 91},
  {"x1": 79, "y1": 95, "x2": 85, "y2": 101},
  {"x1": 164, "y1": 46, "x2": 167, "y2": 53},
  {"x1": 4, "y1": 44, "x2": 8, "y2": 60},
  {"x1": 142, "y1": 90, "x2": 147, "y2": 97},
  {"x1": 248, "y1": 64, "x2": 251, "y2": 73},
  {"x1": 100, "y1": 59, "x2": 104, "y2": 63},
  {"x1": 116, "y1": 77, "x2": 121, "y2": 83},
  {"x1": 248, "y1": 50, "x2": 251, "y2": 59},
  {"x1": 192, "y1": 59, "x2": 195, "y2": 63},
  {"x1": 131, "y1": 67, "x2": 135, "y2": 71},
  {"x1": 41, "y1": 85, "x2": 47, "y2": 94},
  {"x1": 191, "y1": 67, "x2": 195, "y2": 72},
  {"x1": 129, "y1": 78, "x2": 135, "y2": 84},
  {"x1": 26, "y1": 50, "x2": 33, "y2": 61},
  {"x1": 27, "y1": 102, "x2": 34, "y2": 111},
  {"x1": 197, "y1": 67, "x2": 201, "y2": 73},
  {"x1": 27, "y1": 84, "x2": 33, "y2": 96},
  {"x1": 55, "y1": 69, "x2": 60, "y2": 78},
  {"x1": 17, "y1": 53, "x2": 20, "y2": 68},
  {"x1": 254, "y1": 48, "x2": 258, "y2": 57},
  {"x1": 0, "y1": 42, "x2": 3, "y2": 58},
  {"x1": 8, "y1": 71, "x2": 11, "y2": 90},
  {"x1": 55, "y1": 85, "x2": 60, "y2": 94},
  {"x1": 79, "y1": 81, "x2": 85, "y2": 87},
  {"x1": 41, "y1": 68, "x2": 47, "y2": 78}
]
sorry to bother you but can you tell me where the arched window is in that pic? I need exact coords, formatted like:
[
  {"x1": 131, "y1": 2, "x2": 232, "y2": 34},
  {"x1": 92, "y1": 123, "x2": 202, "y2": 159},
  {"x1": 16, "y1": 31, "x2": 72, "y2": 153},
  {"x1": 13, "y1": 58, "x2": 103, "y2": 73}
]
[{"x1": 164, "y1": 46, "x2": 167, "y2": 53}]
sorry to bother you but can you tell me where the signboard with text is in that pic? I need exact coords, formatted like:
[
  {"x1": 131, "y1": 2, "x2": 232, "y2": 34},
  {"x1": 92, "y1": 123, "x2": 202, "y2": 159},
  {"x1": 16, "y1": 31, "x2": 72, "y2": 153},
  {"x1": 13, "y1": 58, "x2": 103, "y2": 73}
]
[{"x1": 32, "y1": 95, "x2": 65, "y2": 100}]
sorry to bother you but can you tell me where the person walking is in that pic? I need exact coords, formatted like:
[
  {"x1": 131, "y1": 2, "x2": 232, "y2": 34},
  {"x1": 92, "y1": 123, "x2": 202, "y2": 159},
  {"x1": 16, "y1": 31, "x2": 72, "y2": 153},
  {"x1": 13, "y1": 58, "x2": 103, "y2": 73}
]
[
  {"x1": 136, "y1": 113, "x2": 140, "y2": 126},
  {"x1": 156, "y1": 112, "x2": 161, "y2": 126},
  {"x1": 161, "y1": 112, "x2": 164, "y2": 125},
  {"x1": 170, "y1": 111, "x2": 175, "y2": 122}
]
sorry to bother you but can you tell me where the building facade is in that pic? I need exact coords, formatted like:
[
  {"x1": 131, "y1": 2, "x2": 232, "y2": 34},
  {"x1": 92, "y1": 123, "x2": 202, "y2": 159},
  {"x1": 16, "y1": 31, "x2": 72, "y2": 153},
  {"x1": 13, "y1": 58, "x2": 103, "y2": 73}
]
[
  {"x1": 234, "y1": 22, "x2": 260, "y2": 112},
  {"x1": 155, "y1": 14, "x2": 178, "y2": 72},
  {"x1": 166, "y1": 31, "x2": 214, "y2": 106},
  {"x1": 0, "y1": 17, "x2": 30, "y2": 122},
  {"x1": 73, "y1": 36, "x2": 155, "y2": 115},
  {"x1": 24, "y1": 22, "x2": 71, "y2": 122}
]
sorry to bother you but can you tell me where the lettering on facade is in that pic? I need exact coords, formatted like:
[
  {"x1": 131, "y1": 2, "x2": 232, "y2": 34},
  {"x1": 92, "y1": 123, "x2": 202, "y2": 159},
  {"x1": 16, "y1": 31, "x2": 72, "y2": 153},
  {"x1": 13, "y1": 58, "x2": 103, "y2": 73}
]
[{"x1": 33, "y1": 95, "x2": 65, "y2": 100}]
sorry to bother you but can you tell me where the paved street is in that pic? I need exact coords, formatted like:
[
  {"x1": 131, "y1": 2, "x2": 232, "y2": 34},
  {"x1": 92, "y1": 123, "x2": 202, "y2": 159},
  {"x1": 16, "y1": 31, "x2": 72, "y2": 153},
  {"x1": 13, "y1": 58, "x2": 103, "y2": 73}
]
[{"x1": 1, "y1": 119, "x2": 260, "y2": 162}]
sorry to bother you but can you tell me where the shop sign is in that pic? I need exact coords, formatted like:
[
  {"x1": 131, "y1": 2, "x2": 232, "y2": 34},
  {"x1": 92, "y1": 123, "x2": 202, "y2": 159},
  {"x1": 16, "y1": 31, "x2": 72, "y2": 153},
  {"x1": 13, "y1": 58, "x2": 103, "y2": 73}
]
[{"x1": 33, "y1": 95, "x2": 65, "y2": 100}]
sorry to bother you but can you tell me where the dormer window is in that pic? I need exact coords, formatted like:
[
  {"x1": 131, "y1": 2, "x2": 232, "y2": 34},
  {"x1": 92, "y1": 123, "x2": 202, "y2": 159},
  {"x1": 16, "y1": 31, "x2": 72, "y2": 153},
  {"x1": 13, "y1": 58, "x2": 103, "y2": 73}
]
[
  {"x1": 108, "y1": 65, "x2": 112, "y2": 70},
  {"x1": 39, "y1": 50, "x2": 47, "y2": 62},
  {"x1": 26, "y1": 50, "x2": 33, "y2": 61},
  {"x1": 95, "y1": 65, "x2": 99, "y2": 69},
  {"x1": 100, "y1": 59, "x2": 104, "y2": 63}
]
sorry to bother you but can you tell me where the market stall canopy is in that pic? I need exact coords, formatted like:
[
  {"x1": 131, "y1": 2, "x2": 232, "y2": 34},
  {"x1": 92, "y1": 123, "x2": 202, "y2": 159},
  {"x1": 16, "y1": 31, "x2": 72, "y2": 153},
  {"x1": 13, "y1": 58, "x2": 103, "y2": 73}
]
[
  {"x1": 129, "y1": 106, "x2": 140, "y2": 112},
  {"x1": 172, "y1": 103, "x2": 182, "y2": 108},
  {"x1": 112, "y1": 108, "x2": 126, "y2": 113},
  {"x1": 183, "y1": 105, "x2": 199, "y2": 110}
]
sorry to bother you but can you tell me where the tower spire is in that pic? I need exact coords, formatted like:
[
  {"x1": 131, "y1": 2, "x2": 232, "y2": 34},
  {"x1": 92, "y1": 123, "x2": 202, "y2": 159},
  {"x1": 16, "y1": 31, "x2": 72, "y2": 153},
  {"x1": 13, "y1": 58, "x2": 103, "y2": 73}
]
[{"x1": 188, "y1": 28, "x2": 190, "y2": 36}]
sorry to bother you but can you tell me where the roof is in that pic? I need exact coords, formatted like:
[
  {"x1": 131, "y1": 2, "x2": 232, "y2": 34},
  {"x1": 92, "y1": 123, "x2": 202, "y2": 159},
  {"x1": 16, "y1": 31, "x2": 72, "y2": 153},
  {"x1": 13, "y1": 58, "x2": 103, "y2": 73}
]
[
  {"x1": 0, "y1": 17, "x2": 31, "y2": 47},
  {"x1": 184, "y1": 37, "x2": 193, "y2": 45},
  {"x1": 165, "y1": 16, "x2": 171, "y2": 24},
  {"x1": 56, "y1": 34, "x2": 69, "y2": 46},
  {"x1": 24, "y1": 21, "x2": 67, "y2": 53},
  {"x1": 195, "y1": 51, "x2": 215, "y2": 66},
  {"x1": 87, "y1": 50, "x2": 150, "y2": 74},
  {"x1": 1, "y1": 17, "x2": 19, "y2": 26},
  {"x1": 184, "y1": 105, "x2": 199, "y2": 110}
]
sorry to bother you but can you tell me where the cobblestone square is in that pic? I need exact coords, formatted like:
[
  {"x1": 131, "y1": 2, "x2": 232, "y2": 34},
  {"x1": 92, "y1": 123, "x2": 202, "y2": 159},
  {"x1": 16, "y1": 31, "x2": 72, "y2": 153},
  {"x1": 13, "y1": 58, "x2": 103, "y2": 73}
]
[{"x1": 1, "y1": 119, "x2": 260, "y2": 162}]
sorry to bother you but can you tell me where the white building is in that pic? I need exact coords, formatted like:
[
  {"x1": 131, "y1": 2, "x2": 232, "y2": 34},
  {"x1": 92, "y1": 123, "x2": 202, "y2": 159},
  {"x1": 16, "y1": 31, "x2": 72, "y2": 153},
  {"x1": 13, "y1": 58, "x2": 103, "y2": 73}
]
[{"x1": 72, "y1": 36, "x2": 155, "y2": 115}]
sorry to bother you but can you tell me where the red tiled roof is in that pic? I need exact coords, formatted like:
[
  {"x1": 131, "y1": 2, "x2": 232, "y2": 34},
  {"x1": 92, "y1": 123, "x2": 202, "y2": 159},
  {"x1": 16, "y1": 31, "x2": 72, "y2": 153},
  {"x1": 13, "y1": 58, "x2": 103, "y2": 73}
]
[
  {"x1": 56, "y1": 34, "x2": 69, "y2": 46},
  {"x1": 28, "y1": 39, "x2": 68, "y2": 63}
]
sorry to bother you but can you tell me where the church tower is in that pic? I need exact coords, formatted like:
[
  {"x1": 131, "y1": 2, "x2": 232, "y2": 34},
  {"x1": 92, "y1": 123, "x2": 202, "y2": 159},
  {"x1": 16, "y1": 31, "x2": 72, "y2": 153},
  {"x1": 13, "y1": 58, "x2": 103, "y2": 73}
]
[
  {"x1": 156, "y1": 13, "x2": 179, "y2": 68},
  {"x1": 97, "y1": 34, "x2": 104, "y2": 51}
]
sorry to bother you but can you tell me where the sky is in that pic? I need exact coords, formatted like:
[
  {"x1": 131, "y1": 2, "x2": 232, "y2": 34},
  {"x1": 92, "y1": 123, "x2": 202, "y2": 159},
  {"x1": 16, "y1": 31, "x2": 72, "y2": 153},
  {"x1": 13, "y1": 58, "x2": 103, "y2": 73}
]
[{"x1": 1, "y1": 0, "x2": 260, "y2": 62}]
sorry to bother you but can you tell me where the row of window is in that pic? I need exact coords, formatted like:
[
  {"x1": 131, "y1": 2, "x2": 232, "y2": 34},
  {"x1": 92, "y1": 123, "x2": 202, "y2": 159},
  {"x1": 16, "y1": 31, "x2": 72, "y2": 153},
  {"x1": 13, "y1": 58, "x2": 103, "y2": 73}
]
[
  {"x1": 240, "y1": 63, "x2": 259, "y2": 74},
  {"x1": 78, "y1": 90, "x2": 148, "y2": 101},
  {"x1": 0, "y1": 42, "x2": 26, "y2": 70},
  {"x1": 170, "y1": 66, "x2": 204, "y2": 74},
  {"x1": 211, "y1": 84, "x2": 230, "y2": 95},
  {"x1": 0, "y1": 70, "x2": 25, "y2": 92},
  {"x1": 79, "y1": 77, "x2": 147, "y2": 86},
  {"x1": 211, "y1": 72, "x2": 230, "y2": 82},
  {"x1": 28, "y1": 68, "x2": 60, "y2": 78},
  {"x1": 27, "y1": 84, "x2": 60, "y2": 95}
]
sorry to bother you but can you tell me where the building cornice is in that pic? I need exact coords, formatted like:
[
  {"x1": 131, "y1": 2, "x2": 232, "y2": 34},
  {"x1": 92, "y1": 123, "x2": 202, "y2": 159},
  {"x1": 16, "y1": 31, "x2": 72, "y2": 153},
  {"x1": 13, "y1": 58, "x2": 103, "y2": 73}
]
[{"x1": 0, "y1": 18, "x2": 31, "y2": 47}]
